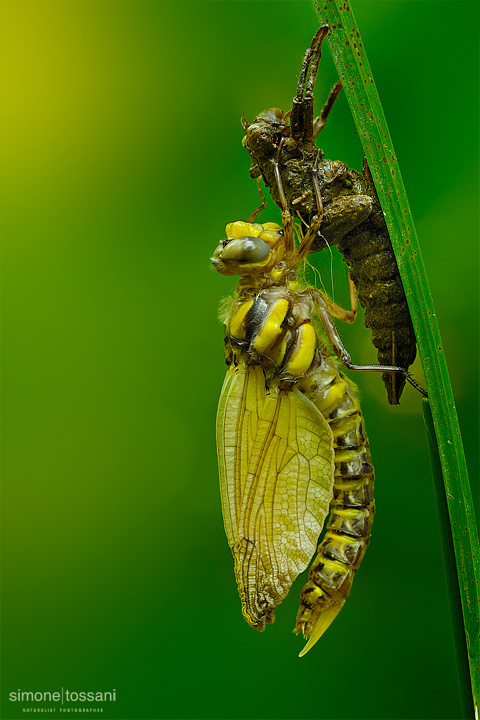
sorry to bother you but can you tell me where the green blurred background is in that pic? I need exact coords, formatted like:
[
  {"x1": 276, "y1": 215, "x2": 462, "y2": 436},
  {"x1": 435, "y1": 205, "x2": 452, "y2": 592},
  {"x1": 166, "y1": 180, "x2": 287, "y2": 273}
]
[{"x1": 1, "y1": 1, "x2": 478, "y2": 719}]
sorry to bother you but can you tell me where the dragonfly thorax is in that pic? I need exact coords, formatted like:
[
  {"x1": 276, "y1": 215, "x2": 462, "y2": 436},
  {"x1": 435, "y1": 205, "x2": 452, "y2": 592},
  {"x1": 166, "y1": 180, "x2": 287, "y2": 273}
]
[{"x1": 226, "y1": 285, "x2": 317, "y2": 379}]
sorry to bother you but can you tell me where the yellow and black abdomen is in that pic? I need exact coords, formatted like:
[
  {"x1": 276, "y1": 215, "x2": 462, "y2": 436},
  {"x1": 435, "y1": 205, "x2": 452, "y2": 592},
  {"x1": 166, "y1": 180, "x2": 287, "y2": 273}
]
[{"x1": 295, "y1": 361, "x2": 375, "y2": 655}]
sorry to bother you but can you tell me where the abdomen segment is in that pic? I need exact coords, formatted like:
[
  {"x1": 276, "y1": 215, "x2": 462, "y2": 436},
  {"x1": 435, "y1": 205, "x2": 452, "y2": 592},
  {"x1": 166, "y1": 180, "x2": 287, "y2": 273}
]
[{"x1": 296, "y1": 361, "x2": 375, "y2": 655}]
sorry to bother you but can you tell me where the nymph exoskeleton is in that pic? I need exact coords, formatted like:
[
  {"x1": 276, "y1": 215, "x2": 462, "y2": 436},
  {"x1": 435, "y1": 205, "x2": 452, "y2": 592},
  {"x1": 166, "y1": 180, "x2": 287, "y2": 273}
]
[{"x1": 242, "y1": 27, "x2": 420, "y2": 404}]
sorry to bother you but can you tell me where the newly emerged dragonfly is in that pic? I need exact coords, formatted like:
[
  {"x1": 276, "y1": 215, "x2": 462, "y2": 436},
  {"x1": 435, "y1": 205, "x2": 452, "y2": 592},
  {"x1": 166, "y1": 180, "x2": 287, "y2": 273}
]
[
  {"x1": 242, "y1": 27, "x2": 418, "y2": 405},
  {"x1": 211, "y1": 209, "x2": 411, "y2": 653}
]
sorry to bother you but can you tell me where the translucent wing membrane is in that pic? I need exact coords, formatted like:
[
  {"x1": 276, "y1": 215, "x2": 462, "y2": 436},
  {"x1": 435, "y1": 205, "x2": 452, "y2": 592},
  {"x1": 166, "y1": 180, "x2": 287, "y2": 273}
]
[{"x1": 217, "y1": 362, "x2": 335, "y2": 630}]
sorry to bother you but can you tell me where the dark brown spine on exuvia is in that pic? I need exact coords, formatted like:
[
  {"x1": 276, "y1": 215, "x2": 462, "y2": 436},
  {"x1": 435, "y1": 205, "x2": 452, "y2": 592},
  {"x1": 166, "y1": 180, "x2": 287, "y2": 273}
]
[{"x1": 249, "y1": 145, "x2": 416, "y2": 404}]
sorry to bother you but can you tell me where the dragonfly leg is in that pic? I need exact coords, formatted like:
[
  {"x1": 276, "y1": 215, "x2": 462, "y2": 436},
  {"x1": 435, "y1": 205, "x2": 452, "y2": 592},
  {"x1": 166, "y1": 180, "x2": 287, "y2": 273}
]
[
  {"x1": 273, "y1": 138, "x2": 296, "y2": 257},
  {"x1": 248, "y1": 177, "x2": 268, "y2": 223},
  {"x1": 295, "y1": 150, "x2": 324, "y2": 262},
  {"x1": 324, "y1": 274, "x2": 358, "y2": 324},
  {"x1": 313, "y1": 290, "x2": 428, "y2": 396}
]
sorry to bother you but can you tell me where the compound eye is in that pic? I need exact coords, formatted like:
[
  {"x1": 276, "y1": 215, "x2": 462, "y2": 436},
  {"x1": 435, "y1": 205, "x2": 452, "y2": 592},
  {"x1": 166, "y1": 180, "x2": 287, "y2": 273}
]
[{"x1": 220, "y1": 236, "x2": 270, "y2": 264}]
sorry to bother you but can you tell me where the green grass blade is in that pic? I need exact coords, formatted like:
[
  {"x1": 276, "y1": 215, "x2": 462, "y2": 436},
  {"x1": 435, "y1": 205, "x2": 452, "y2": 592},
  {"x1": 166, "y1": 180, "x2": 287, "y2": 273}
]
[
  {"x1": 424, "y1": 399, "x2": 475, "y2": 719},
  {"x1": 311, "y1": 0, "x2": 480, "y2": 712}
]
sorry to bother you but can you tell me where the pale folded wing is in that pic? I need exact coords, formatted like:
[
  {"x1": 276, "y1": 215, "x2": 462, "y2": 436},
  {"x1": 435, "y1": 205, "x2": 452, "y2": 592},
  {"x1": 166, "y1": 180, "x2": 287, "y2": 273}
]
[{"x1": 216, "y1": 362, "x2": 335, "y2": 630}]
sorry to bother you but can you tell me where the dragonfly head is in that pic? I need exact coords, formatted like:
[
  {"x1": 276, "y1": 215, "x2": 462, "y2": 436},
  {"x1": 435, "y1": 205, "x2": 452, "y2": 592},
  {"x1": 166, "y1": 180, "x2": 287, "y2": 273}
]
[
  {"x1": 242, "y1": 108, "x2": 289, "y2": 160},
  {"x1": 211, "y1": 221, "x2": 283, "y2": 279},
  {"x1": 211, "y1": 236, "x2": 270, "y2": 277}
]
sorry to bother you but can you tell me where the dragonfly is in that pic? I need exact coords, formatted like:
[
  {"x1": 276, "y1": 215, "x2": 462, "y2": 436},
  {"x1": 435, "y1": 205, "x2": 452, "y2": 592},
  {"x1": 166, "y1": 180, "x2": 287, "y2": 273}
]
[
  {"x1": 241, "y1": 27, "x2": 422, "y2": 405},
  {"x1": 211, "y1": 197, "x2": 412, "y2": 654}
]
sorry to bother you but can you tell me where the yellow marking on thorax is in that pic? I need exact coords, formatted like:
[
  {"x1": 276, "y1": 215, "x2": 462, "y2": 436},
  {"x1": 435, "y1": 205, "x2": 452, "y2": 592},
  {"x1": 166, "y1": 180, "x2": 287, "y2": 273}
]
[
  {"x1": 252, "y1": 298, "x2": 289, "y2": 354},
  {"x1": 270, "y1": 267, "x2": 285, "y2": 284},
  {"x1": 287, "y1": 276, "x2": 299, "y2": 292},
  {"x1": 284, "y1": 323, "x2": 316, "y2": 377},
  {"x1": 228, "y1": 299, "x2": 254, "y2": 340},
  {"x1": 270, "y1": 330, "x2": 291, "y2": 368}
]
